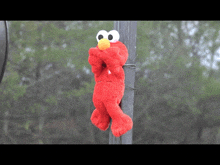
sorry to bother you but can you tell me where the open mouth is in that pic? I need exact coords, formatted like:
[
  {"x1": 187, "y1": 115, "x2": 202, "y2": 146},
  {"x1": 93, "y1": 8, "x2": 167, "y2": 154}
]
[{"x1": 102, "y1": 62, "x2": 106, "y2": 68}]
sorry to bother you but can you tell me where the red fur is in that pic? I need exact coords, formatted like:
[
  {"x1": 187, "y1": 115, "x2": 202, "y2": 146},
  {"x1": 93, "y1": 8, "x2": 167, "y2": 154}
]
[{"x1": 88, "y1": 41, "x2": 133, "y2": 137}]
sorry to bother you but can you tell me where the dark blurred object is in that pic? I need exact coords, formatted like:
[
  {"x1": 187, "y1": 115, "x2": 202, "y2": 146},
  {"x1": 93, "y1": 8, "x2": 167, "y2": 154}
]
[{"x1": 0, "y1": 21, "x2": 8, "y2": 84}]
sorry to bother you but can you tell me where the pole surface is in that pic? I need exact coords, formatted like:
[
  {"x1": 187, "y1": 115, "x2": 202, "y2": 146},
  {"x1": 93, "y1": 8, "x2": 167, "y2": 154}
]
[
  {"x1": 0, "y1": 21, "x2": 8, "y2": 84},
  {"x1": 109, "y1": 21, "x2": 137, "y2": 144}
]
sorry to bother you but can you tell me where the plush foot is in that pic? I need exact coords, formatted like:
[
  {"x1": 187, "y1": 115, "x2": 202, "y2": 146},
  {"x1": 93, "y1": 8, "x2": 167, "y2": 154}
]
[
  {"x1": 111, "y1": 114, "x2": 133, "y2": 137},
  {"x1": 91, "y1": 109, "x2": 110, "y2": 131}
]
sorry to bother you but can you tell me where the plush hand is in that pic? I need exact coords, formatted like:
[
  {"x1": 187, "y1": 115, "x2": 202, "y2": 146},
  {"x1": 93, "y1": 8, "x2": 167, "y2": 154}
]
[
  {"x1": 101, "y1": 47, "x2": 121, "y2": 66},
  {"x1": 88, "y1": 47, "x2": 102, "y2": 65},
  {"x1": 88, "y1": 47, "x2": 104, "y2": 77}
]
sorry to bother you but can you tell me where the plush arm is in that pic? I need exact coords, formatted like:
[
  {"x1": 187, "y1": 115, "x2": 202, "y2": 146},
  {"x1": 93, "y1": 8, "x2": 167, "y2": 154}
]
[
  {"x1": 101, "y1": 47, "x2": 127, "y2": 78},
  {"x1": 88, "y1": 47, "x2": 103, "y2": 77}
]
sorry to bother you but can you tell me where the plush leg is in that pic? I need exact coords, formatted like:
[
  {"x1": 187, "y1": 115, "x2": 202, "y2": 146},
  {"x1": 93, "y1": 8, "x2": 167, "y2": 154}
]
[
  {"x1": 105, "y1": 100, "x2": 133, "y2": 137},
  {"x1": 91, "y1": 99, "x2": 110, "y2": 131}
]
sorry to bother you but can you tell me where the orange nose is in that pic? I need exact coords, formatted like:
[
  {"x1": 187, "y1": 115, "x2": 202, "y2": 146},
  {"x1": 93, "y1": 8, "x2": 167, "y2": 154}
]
[{"x1": 98, "y1": 38, "x2": 110, "y2": 50}]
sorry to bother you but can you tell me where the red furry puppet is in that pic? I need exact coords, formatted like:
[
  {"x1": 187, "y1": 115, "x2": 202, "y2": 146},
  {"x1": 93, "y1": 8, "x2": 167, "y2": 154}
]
[{"x1": 88, "y1": 30, "x2": 133, "y2": 137}]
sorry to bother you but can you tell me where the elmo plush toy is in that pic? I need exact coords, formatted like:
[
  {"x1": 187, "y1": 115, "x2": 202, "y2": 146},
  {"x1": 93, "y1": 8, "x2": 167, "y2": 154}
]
[{"x1": 88, "y1": 30, "x2": 133, "y2": 137}]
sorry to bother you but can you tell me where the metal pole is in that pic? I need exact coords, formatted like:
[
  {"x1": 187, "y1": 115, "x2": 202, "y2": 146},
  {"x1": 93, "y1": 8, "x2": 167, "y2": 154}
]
[
  {"x1": 0, "y1": 21, "x2": 8, "y2": 84},
  {"x1": 109, "y1": 21, "x2": 137, "y2": 144}
]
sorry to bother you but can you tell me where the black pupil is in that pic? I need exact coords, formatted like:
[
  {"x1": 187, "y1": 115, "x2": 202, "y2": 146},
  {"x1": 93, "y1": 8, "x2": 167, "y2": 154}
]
[
  {"x1": 98, "y1": 35, "x2": 103, "y2": 40},
  {"x1": 108, "y1": 34, "x2": 113, "y2": 40}
]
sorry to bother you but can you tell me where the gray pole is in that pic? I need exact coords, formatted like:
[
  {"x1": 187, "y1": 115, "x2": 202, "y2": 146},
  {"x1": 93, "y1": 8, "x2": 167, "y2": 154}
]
[
  {"x1": 0, "y1": 21, "x2": 8, "y2": 84},
  {"x1": 109, "y1": 21, "x2": 137, "y2": 144}
]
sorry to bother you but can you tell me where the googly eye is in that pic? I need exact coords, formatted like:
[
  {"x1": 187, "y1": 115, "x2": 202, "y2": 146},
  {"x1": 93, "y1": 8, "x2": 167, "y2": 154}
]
[
  {"x1": 108, "y1": 30, "x2": 120, "y2": 43},
  {"x1": 96, "y1": 30, "x2": 108, "y2": 42}
]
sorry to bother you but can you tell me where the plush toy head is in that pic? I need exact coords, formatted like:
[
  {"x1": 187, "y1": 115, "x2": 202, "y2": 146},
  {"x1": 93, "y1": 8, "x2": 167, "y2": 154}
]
[{"x1": 96, "y1": 30, "x2": 120, "y2": 50}]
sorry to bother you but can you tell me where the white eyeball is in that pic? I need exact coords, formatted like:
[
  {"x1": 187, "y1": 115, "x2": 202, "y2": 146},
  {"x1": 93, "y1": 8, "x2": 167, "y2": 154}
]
[
  {"x1": 96, "y1": 30, "x2": 108, "y2": 42},
  {"x1": 107, "y1": 30, "x2": 120, "y2": 43}
]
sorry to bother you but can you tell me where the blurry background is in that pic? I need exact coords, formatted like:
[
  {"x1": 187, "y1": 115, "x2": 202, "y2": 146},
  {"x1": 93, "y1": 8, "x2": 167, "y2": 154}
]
[{"x1": 1, "y1": 21, "x2": 220, "y2": 144}]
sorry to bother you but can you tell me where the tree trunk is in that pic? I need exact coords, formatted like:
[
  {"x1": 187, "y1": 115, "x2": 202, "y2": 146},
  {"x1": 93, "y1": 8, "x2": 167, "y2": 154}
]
[
  {"x1": 35, "y1": 59, "x2": 44, "y2": 143},
  {"x1": 38, "y1": 106, "x2": 45, "y2": 144},
  {"x1": 3, "y1": 110, "x2": 9, "y2": 135}
]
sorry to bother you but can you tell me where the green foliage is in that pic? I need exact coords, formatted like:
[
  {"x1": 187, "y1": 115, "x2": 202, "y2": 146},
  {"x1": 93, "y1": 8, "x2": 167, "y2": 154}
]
[
  {"x1": 134, "y1": 21, "x2": 220, "y2": 144},
  {"x1": 62, "y1": 80, "x2": 95, "y2": 98},
  {"x1": 45, "y1": 95, "x2": 58, "y2": 106},
  {"x1": 136, "y1": 21, "x2": 153, "y2": 61},
  {"x1": 0, "y1": 67, "x2": 26, "y2": 110},
  {"x1": 200, "y1": 77, "x2": 220, "y2": 99}
]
